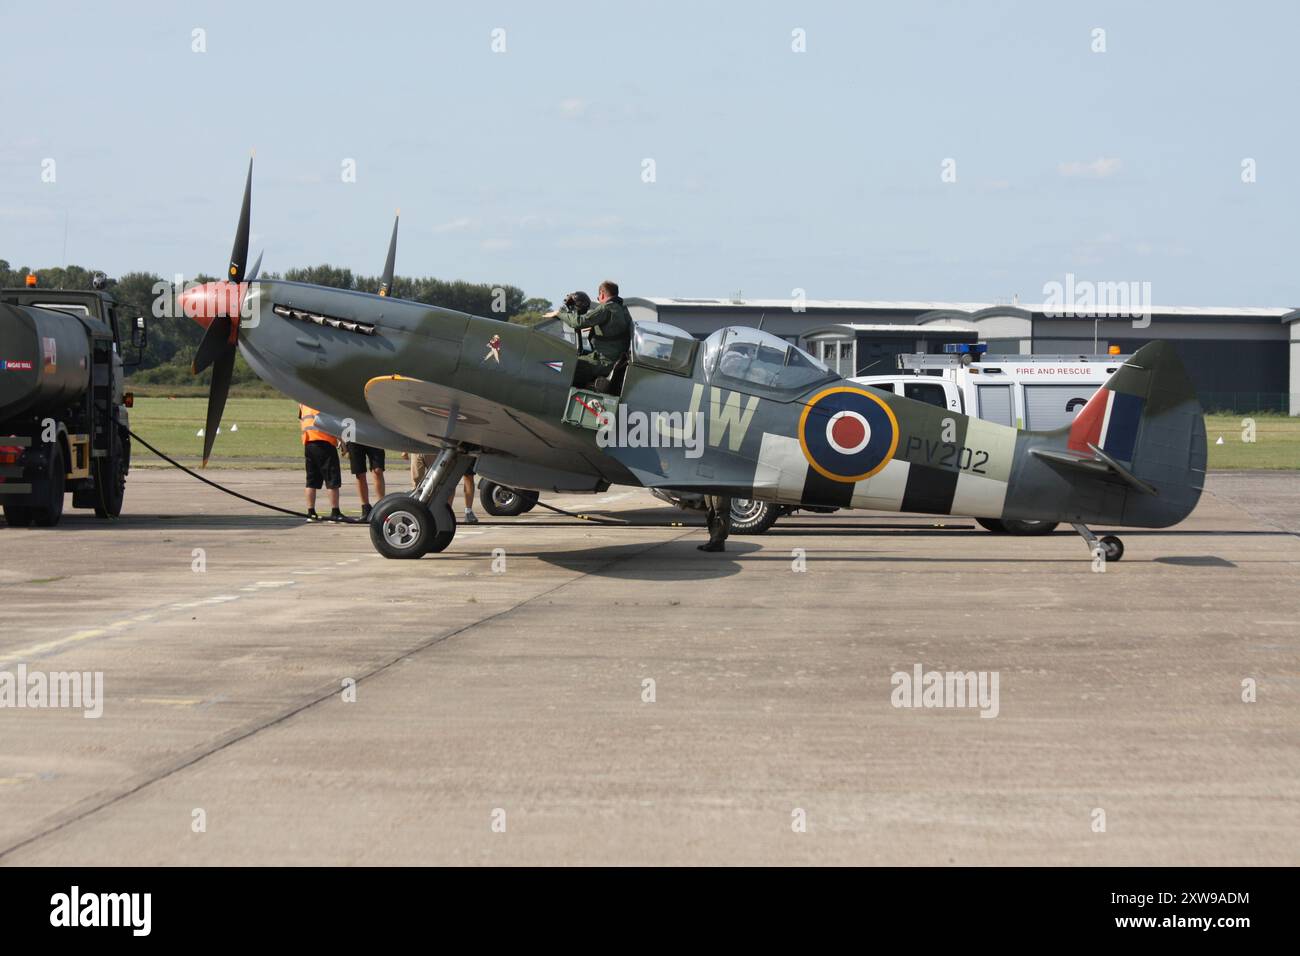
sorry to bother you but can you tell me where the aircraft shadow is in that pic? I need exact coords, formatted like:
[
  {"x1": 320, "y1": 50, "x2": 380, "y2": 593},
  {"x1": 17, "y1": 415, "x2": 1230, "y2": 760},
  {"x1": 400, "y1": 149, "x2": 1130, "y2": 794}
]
[
  {"x1": 514, "y1": 540, "x2": 763, "y2": 580},
  {"x1": 1151, "y1": 555, "x2": 1239, "y2": 567}
]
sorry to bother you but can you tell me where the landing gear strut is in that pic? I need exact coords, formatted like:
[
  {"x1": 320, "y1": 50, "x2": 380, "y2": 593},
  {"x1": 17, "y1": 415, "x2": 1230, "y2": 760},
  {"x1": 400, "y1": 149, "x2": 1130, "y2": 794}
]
[
  {"x1": 1071, "y1": 522, "x2": 1124, "y2": 563},
  {"x1": 368, "y1": 447, "x2": 471, "y2": 559}
]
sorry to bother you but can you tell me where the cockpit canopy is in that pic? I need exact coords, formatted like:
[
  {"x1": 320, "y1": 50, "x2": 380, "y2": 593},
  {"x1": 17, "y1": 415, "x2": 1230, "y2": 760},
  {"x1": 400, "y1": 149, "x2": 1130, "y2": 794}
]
[
  {"x1": 703, "y1": 327, "x2": 836, "y2": 399},
  {"x1": 631, "y1": 321, "x2": 697, "y2": 375}
]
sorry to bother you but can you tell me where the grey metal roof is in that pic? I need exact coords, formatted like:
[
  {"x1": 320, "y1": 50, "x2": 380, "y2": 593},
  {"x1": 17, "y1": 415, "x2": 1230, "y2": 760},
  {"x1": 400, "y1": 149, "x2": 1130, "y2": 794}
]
[{"x1": 630, "y1": 296, "x2": 1296, "y2": 320}]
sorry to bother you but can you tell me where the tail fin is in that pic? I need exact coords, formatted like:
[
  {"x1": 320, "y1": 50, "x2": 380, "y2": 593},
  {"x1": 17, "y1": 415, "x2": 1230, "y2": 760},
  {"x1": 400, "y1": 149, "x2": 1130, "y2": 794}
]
[{"x1": 1020, "y1": 342, "x2": 1206, "y2": 527}]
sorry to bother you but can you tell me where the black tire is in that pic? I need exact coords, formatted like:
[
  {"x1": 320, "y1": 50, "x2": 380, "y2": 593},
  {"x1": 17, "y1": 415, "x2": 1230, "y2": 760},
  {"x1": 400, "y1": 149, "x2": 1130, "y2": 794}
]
[
  {"x1": 729, "y1": 498, "x2": 782, "y2": 535},
  {"x1": 479, "y1": 480, "x2": 534, "y2": 517},
  {"x1": 369, "y1": 494, "x2": 433, "y2": 559},
  {"x1": 33, "y1": 443, "x2": 65, "y2": 527},
  {"x1": 3, "y1": 504, "x2": 33, "y2": 527},
  {"x1": 427, "y1": 499, "x2": 457, "y2": 553},
  {"x1": 1099, "y1": 535, "x2": 1124, "y2": 562},
  {"x1": 977, "y1": 517, "x2": 1058, "y2": 535},
  {"x1": 1001, "y1": 518, "x2": 1059, "y2": 535},
  {"x1": 93, "y1": 429, "x2": 128, "y2": 518}
]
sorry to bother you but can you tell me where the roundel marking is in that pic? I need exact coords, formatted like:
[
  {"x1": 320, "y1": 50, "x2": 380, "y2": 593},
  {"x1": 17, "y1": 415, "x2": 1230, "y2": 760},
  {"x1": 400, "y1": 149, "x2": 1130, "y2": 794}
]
[
  {"x1": 798, "y1": 386, "x2": 900, "y2": 482},
  {"x1": 827, "y1": 410, "x2": 870, "y2": 454}
]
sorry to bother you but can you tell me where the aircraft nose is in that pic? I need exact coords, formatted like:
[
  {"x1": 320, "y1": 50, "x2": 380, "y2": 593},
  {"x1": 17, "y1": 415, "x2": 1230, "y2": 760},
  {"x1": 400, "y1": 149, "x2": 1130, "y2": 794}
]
[{"x1": 178, "y1": 281, "x2": 246, "y2": 330}]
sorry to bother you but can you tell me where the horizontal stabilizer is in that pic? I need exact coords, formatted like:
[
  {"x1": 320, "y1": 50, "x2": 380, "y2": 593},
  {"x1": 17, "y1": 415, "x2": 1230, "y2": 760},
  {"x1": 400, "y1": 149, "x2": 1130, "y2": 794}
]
[{"x1": 1029, "y1": 444, "x2": 1159, "y2": 496}]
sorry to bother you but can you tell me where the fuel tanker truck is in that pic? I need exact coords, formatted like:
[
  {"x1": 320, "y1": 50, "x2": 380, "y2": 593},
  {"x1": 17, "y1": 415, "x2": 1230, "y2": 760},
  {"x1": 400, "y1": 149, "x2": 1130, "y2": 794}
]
[{"x1": 0, "y1": 274, "x2": 145, "y2": 526}]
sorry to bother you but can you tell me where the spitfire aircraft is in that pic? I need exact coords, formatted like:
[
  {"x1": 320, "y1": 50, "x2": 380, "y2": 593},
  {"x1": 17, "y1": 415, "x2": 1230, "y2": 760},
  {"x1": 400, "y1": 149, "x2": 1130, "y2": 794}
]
[{"x1": 180, "y1": 159, "x2": 1206, "y2": 561}]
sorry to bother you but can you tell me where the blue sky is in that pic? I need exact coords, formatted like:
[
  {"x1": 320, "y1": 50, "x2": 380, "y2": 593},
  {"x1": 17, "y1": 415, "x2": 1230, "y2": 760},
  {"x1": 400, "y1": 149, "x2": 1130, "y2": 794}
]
[{"x1": 2, "y1": 0, "x2": 1296, "y2": 308}]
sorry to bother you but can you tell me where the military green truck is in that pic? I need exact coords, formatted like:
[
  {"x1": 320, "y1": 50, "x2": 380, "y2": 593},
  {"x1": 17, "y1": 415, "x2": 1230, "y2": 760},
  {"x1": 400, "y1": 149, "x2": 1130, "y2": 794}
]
[{"x1": 0, "y1": 275, "x2": 146, "y2": 526}]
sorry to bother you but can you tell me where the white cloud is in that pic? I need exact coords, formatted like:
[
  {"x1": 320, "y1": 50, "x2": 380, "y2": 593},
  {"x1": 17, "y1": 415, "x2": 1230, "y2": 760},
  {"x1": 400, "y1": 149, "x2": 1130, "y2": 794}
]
[
  {"x1": 557, "y1": 235, "x2": 623, "y2": 251},
  {"x1": 1057, "y1": 157, "x2": 1122, "y2": 179},
  {"x1": 431, "y1": 217, "x2": 474, "y2": 233},
  {"x1": 558, "y1": 98, "x2": 587, "y2": 118}
]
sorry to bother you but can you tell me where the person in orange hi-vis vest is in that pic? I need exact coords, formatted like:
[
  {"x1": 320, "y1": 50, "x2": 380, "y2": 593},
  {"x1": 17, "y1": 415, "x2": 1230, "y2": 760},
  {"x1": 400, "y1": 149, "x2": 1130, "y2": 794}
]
[{"x1": 298, "y1": 404, "x2": 343, "y2": 521}]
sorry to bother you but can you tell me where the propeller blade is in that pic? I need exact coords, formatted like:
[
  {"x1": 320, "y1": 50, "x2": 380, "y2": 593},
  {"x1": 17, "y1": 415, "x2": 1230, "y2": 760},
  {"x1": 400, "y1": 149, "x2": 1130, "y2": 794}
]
[
  {"x1": 227, "y1": 155, "x2": 253, "y2": 282},
  {"x1": 192, "y1": 314, "x2": 233, "y2": 375},
  {"x1": 201, "y1": 346, "x2": 236, "y2": 466},
  {"x1": 246, "y1": 250, "x2": 263, "y2": 283},
  {"x1": 378, "y1": 211, "x2": 399, "y2": 297}
]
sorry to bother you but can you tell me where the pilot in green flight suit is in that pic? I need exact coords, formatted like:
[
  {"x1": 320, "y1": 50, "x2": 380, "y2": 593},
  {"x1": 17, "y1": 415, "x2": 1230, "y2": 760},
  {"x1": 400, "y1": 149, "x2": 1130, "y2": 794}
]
[{"x1": 551, "y1": 280, "x2": 632, "y2": 391}]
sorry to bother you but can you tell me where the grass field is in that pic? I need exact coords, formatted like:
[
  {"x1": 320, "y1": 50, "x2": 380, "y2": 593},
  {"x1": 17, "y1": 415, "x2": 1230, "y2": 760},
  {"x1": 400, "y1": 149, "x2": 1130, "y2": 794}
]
[
  {"x1": 131, "y1": 396, "x2": 304, "y2": 467},
  {"x1": 1203, "y1": 414, "x2": 1300, "y2": 470},
  {"x1": 127, "y1": 397, "x2": 1300, "y2": 471}
]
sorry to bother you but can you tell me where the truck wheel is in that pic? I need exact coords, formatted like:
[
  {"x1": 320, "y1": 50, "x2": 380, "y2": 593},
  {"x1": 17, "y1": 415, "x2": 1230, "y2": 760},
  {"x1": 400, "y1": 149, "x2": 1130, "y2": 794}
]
[
  {"x1": 729, "y1": 498, "x2": 782, "y2": 535},
  {"x1": 3, "y1": 504, "x2": 33, "y2": 528},
  {"x1": 33, "y1": 444, "x2": 66, "y2": 528},
  {"x1": 94, "y1": 430, "x2": 127, "y2": 518},
  {"x1": 479, "y1": 481, "x2": 535, "y2": 517},
  {"x1": 976, "y1": 518, "x2": 1008, "y2": 533}
]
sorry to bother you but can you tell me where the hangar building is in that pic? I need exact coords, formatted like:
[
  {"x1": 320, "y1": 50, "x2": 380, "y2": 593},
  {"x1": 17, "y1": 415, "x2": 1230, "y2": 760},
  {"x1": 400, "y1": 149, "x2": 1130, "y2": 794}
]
[{"x1": 625, "y1": 296, "x2": 1300, "y2": 414}]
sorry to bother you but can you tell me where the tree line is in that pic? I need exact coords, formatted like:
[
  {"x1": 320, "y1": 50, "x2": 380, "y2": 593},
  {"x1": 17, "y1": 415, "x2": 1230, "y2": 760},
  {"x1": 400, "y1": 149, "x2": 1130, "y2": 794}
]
[{"x1": 0, "y1": 260, "x2": 551, "y2": 386}]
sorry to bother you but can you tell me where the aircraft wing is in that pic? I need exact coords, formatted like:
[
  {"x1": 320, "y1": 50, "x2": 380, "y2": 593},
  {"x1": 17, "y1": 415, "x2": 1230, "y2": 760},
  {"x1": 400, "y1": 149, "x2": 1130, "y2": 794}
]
[{"x1": 363, "y1": 374, "x2": 607, "y2": 479}]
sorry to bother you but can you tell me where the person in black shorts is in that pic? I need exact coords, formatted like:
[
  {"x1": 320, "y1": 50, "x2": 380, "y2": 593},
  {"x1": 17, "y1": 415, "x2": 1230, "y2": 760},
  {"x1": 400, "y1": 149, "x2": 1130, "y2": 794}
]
[
  {"x1": 345, "y1": 442, "x2": 386, "y2": 520},
  {"x1": 299, "y1": 405, "x2": 343, "y2": 521}
]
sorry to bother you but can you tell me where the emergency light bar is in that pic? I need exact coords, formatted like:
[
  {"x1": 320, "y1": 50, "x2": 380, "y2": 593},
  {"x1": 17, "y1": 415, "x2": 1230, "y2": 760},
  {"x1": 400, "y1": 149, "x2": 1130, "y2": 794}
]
[{"x1": 942, "y1": 343, "x2": 988, "y2": 355}]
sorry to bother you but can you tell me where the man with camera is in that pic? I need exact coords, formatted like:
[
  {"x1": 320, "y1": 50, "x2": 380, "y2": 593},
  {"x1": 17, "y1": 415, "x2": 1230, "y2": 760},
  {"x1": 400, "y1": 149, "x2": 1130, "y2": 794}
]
[{"x1": 546, "y1": 280, "x2": 632, "y2": 391}]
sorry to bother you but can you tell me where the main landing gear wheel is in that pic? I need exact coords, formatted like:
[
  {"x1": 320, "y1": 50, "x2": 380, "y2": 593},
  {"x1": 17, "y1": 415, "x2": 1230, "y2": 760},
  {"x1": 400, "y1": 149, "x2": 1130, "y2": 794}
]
[
  {"x1": 479, "y1": 481, "x2": 538, "y2": 517},
  {"x1": 370, "y1": 494, "x2": 434, "y2": 559},
  {"x1": 729, "y1": 498, "x2": 782, "y2": 535},
  {"x1": 427, "y1": 500, "x2": 457, "y2": 553},
  {"x1": 977, "y1": 518, "x2": 1059, "y2": 535}
]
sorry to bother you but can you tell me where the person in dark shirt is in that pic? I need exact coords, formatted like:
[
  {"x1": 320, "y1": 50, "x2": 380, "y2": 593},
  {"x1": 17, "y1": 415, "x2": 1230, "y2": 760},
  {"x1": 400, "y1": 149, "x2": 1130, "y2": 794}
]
[{"x1": 548, "y1": 280, "x2": 632, "y2": 391}]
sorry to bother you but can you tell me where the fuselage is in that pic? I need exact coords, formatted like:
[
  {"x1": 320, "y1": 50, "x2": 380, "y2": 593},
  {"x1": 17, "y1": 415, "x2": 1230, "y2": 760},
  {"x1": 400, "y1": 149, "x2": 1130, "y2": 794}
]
[{"x1": 220, "y1": 280, "x2": 1203, "y2": 530}]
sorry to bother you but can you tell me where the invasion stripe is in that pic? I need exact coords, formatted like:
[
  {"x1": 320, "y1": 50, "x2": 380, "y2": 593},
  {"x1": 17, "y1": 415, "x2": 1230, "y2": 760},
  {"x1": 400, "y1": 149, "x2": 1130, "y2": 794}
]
[
  {"x1": 849, "y1": 458, "x2": 911, "y2": 510},
  {"x1": 801, "y1": 467, "x2": 856, "y2": 508},
  {"x1": 900, "y1": 464, "x2": 960, "y2": 515}
]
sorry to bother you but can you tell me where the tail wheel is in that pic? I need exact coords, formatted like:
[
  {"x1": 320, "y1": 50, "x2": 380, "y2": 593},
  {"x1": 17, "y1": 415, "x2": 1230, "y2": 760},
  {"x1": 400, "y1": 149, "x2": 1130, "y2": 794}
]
[
  {"x1": 33, "y1": 443, "x2": 66, "y2": 527},
  {"x1": 729, "y1": 498, "x2": 782, "y2": 535},
  {"x1": 1099, "y1": 535, "x2": 1124, "y2": 562},
  {"x1": 369, "y1": 494, "x2": 433, "y2": 559},
  {"x1": 93, "y1": 429, "x2": 128, "y2": 518}
]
